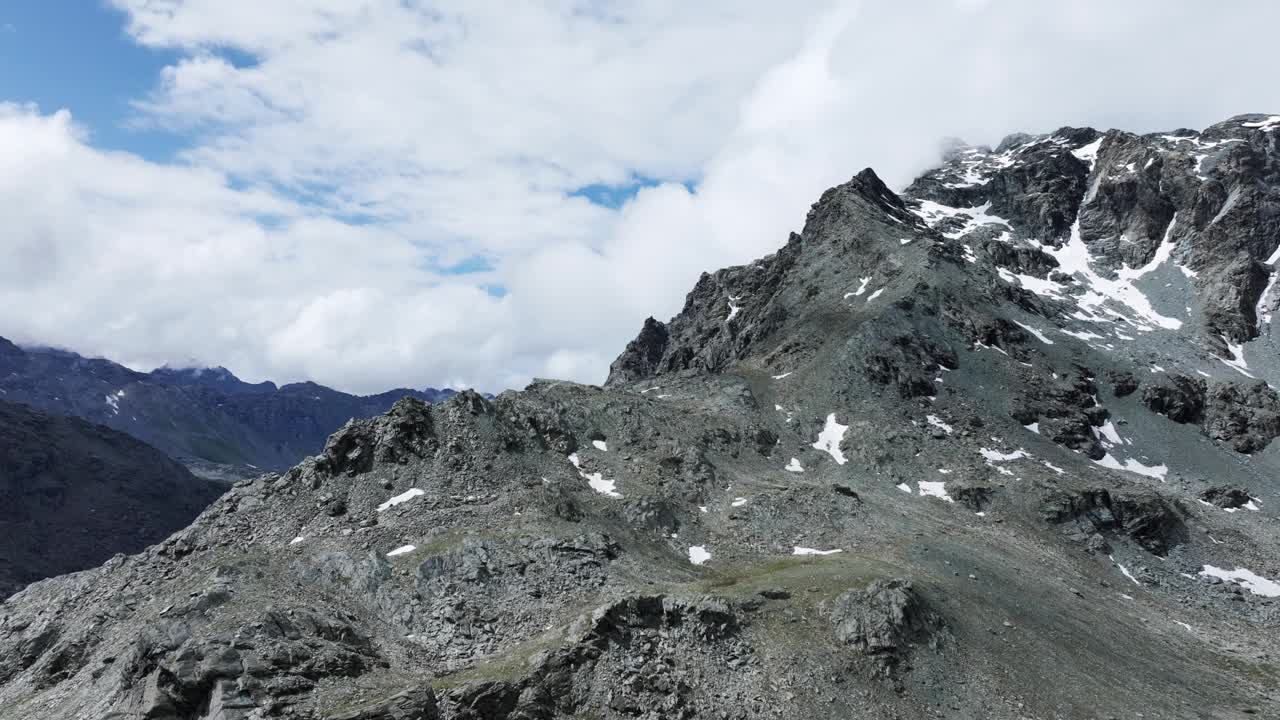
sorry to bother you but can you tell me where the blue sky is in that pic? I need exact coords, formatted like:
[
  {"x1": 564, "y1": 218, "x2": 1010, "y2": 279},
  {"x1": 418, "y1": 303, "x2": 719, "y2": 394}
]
[
  {"x1": 0, "y1": 2, "x2": 660, "y2": 208},
  {"x1": 0, "y1": 1, "x2": 189, "y2": 159}
]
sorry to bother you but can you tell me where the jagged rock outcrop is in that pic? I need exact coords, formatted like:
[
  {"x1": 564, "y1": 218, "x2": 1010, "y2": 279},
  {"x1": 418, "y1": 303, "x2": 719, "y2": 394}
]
[
  {"x1": 1142, "y1": 375, "x2": 1208, "y2": 423},
  {"x1": 1142, "y1": 375, "x2": 1280, "y2": 452},
  {"x1": 828, "y1": 579, "x2": 943, "y2": 675},
  {"x1": 1010, "y1": 366, "x2": 1109, "y2": 459},
  {"x1": 1200, "y1": 486, "x2": 1255, "y2": 510},
  {"x1": 437, "y1": 595, "x2": 749, "y2": 719},
  {"x1": 606, "y1": 317, "x2": 670, "y2": 386},
  {"x1": 905, "y1": 127, "x2": 1100, "y2": 243},
  {"x1": 1204, "y1": 381, "x2": 1280, "y2": 452},
  {"x1": 1041, "y1": 489, "x2": 1189, "y2": 556}
]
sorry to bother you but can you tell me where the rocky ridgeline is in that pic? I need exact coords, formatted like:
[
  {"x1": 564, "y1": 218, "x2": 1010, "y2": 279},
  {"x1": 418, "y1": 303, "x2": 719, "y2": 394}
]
[
  {"x1": 4, "y1": 115, "x2": 1280, "y2": 718},
  {"x1": 0, "y1": 337, "x2": 457, "y2": 474}
]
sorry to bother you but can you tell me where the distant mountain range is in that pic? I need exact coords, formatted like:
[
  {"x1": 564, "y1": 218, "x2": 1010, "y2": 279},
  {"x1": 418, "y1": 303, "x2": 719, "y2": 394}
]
[
  {"x1": 0, "y1": 399, "x2": 225, "y2": 599},
  {"x1": 0, "y1": 336, "x2": 458, "y2": 473}
]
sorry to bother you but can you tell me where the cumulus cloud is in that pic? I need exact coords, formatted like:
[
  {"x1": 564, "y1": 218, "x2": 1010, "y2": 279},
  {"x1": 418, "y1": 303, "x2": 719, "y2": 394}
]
[{"x1": 2, "y1": 0, "x2": 1279, "y2": 393}]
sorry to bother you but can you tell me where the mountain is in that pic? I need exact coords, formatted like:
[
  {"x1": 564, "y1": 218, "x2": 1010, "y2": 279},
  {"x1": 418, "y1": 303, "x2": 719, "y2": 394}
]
[
  {"x1": 0, "y1": 400, "x2": 226, "y2": 600},
  {"x1": 3, "y1": 114, "x2": 1280, "y2": 719},
  {"x1": 0, "y1": 339, "x2": 458, "y2": 473}
]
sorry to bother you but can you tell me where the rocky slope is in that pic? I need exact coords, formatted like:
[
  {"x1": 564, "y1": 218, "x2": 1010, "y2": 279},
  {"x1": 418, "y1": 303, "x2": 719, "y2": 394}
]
[
  {"x1": 0, "y1": 400, "x2": 226, "y2": 600},
  {"x1": 3, "y1": 114, "x2": 1280, "y2": 719},
  {"x1": 0, "y1": 339, "x2": 457, "y2": 474}
]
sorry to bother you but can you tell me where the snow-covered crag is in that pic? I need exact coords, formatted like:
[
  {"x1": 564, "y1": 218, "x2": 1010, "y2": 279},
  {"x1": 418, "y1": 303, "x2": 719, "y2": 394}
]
[
  {"x1": 3, "y1": 115, "x2": 1280, "y2": 719},
  {"x1": 906, "y1": 114, "x2": 1280, "y2": 350}
]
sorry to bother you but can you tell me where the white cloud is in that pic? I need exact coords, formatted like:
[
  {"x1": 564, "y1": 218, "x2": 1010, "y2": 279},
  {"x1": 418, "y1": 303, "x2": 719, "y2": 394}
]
[{"x1": 2, "y1": 1, "x2": 1280, "y2": 393}]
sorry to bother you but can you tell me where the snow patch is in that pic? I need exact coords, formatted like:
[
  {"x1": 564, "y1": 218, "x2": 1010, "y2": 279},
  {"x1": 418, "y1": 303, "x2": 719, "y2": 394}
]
[
  {"x1": 289, "y1": 536, "x2": 305, "y2": 545},
  {"x1": 688, "y1": 546, "x2": 711, "y2": 565},
  {"x1": 980, "y1": 447, "x2": 1029, "y2": 462},
  {"x1": 1041, "y1": 220, "x2": 1183, "y2": 332},
  {"x1": 1218, "y1": 336, "x2": 1254, "y2": 378},
  {"x1": 583, "y1": 472, "x2": 620, "y2": 498},
  {"x1": 1256, "y1": 269, "x2": 1279, "y2": 326},
  {"x1": 1242, "y1": 115, "x2": 1280, "y2": 132},
  {"x1": 812, "y1": 413, "x2": 849, "y2": 464},
  {"x1": 1071, "y1": 137, "x2": 1104, "y2": 164},
  {"x1": 569, "y1": 453, "x2": 621, "y2": 498},
  {"x1": 105, "y1": 389, "x2": 126, "y2": 414},
  {"x1": 845, "y1": 276, "x2": 872, "y2": 299},
  {"x1": 926, "y1": 415, "x2": 953, "y2": 434},
  {"x1": 1118, "y1": 214, "x2": 1178, "y2": 280},
  {"x1": 1024, "y1": 422, "x2": 1040, "y2": 434},
  {"x1": 1110, "y1": 556, "x2": 1141, "y2": 586},
  {"x1": 911, "y1": 200, "x2": 1012, "y2": 239},
  {"x1": 793, "y1": 547, "x2": 842, "y2": 556},
  {"x1": 1199, "y1": 565, "x2": 1280, "y2": 597},
  {"x1": 377, "y1": 488, "x2": 425, "y2": 512},
  {"x1": 785, "y1": 457, "x2": 804, "y2": 473},
  {"x1": 1094, "y1": 421, "x2": 1123, "y2": 447},
  {"x1": 917, "y1": 481, "x2": 954, "y2": 503},
  {"x1": 996, "y1": 268, "x2": 1064, "y2": 299},
  {"x1": 865, "y1": 288, "x2": 885, "y2": 303},
  {"x1": 592, "y1": 439, "x2": 608, "y2": 452},
  {"x1": 1094, "y1": 454, "x2": 1168, "y2": 481},
  {"x1": 387, "y1": 545, "x2": 416, "y2": 557},
  {"x1": 896, "y1": 483, "x2": 912, "y2": 494},
  {"x1": 1012, "y1": 320, "x2": 1054, "y2": 345}
]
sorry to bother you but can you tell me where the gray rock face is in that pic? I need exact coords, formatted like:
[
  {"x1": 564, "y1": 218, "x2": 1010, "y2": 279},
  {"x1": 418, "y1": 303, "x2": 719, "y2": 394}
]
[
  {"x1": 902, "y1": 114, "x2": 1280, "y2": 346},
  {"x1": 1041, "y1": 488, "x2": 1189, "y2": 556},
  {"x1": 1142, "y1": 375, "x2": 1280, "y2": 452},
  {"x1": 606, "y1": 317, "x2": 671, "y2": 386},
  {"x1": 828, "y1": 579, "x2": 942, "y2": 672},
  {"x1": 6, "y1": 114, "x2": 1280, "y2": 719},
  {"x1": 1200, "y1": 486, "x2": 1254, "y2": 510},
  {"x1": 905, "y1": 127, "x2": 1100, "y2": 243}
]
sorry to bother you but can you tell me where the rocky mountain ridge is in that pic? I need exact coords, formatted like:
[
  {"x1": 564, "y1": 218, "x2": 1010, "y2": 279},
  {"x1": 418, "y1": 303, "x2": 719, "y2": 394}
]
[
  {"x1": 0, "y1": 338, "x2": 459, "y2": 474},
  {"x1": 2, "y1": 113, "x2": 1280, "y2": 719}
]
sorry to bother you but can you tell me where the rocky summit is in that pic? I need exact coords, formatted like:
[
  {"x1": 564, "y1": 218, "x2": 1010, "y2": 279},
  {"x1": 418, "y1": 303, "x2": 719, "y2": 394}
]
[{"x1": 3, "y1": 114, "x2": 1280, "y2": 719}]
